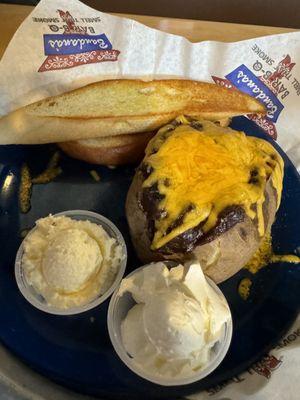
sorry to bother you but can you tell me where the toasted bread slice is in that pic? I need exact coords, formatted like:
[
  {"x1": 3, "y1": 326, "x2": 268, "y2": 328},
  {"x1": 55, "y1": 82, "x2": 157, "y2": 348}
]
[
  {"x1": 58, "y1": 131, "x2": 155, "y2": 165},
  {"x1": 0, "y1": 79, "x2": 265, "y2": 145}
]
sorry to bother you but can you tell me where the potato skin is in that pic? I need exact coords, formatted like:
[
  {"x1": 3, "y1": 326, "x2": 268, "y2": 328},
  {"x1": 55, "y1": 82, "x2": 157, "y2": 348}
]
[
  {"x1": 126, "y1": 168, "x2": 278, "y2": 283},
  {"x1": 58, "y1": 131, "x2": 154, "y2": 166}
]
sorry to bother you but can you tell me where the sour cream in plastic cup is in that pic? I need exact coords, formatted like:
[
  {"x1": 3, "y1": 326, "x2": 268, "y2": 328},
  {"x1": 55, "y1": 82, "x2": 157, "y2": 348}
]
[{"x1": 107, "y1": 262, "x2": 233, "y2": 386}]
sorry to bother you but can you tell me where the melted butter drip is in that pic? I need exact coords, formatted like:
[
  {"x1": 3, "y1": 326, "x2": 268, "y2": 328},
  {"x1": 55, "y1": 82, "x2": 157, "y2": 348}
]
[{"x1": 143, "y1": 117, "x2": 284, "y2": 250}]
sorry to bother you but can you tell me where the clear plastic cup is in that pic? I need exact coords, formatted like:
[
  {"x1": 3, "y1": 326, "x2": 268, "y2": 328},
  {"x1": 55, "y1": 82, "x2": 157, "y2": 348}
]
[
  {"x1": 15, "y1": 210, "x2": 127, "y2": 315},
  {"x1": 107, "y1": 262, "x2": 233, "y2": 386}
]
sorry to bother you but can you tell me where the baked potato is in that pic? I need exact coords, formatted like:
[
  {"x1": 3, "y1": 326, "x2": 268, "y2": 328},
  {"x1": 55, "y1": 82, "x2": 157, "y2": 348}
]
[{"x1": 126, "y1": 117, "x2": 284, "y2": 283}]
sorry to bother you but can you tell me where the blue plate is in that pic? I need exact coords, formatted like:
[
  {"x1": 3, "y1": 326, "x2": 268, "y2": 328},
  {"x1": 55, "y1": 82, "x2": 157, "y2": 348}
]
[{"x1": 0, "y1": 116, "x2": 299, "y2": 399}]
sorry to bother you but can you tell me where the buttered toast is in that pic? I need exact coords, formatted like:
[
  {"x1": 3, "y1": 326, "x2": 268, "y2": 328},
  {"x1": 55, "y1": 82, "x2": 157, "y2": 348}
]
[{"x1": 0, "y1": 79, "x2": 265, "y2": 145}]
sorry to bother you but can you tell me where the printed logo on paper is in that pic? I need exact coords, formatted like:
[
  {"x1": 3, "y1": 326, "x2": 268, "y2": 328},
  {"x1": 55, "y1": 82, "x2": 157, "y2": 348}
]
[
  {"x1": 206, "y1": 323, "x2": 300, "y2": 396},
  {"x1": 212, "y1": 52, "x2": 297, "y2": 139},
  {"x1": 38, "y1": 10, "x2": 120, "y2": 72},
  {"x1": 225, "y1": 64, "x2": 284, "y2": 122},
  {"x1": 43, "y1": 33, "x2": 112, "y2": 55},
  {"x1": 249, "y1": 355, "x2": 282, "y2": 379}
]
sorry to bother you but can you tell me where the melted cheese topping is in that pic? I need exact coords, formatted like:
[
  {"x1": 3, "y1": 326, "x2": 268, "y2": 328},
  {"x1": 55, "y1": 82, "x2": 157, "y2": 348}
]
[{"x1": 143, "y1": 117, "x2": 284, "y2": 250}]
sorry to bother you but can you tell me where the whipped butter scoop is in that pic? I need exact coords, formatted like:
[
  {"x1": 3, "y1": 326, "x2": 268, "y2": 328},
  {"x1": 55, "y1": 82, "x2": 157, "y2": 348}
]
[
  {"x1": 15, "y1": 211, "x2": 127, "y2": 314},
  {"x1": 108, "y1": 261, "x2": 232, "y2": 385}
]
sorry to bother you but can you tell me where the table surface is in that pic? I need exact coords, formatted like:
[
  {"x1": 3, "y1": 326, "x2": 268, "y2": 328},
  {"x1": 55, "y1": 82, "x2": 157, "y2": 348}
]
[{"x1": 0, "y1": 3, "x2": 297, "y2": 59}]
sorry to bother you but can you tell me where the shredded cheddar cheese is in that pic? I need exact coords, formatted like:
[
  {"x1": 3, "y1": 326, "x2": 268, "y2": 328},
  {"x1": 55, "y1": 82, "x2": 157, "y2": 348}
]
[
  {"x1": 245, "y1": 233, "x2": 300, "y2": 274},
  {"x1": 271, "y1": 254, "x2": 300, "y2": 263},
  {"x1": 89, "y1": 170, "x2": 101, "y2": 182},
  {"x1": 240, "y1": 234, "x2": 300, "y2": 300},
  {"x1": 238, "y1": 278, "x2": 252, "y2": 300},
  {"x1": 143, "y1": 117, "x2": 284, "y2": 250},
  {"x1": 245, "y1": 234, "x2": 273, "y2": 274},
  {"x1": 19, "y1": 164, "x2": 32, "y2": 213},
  {"x1": 32, "y1": 151, "x2": 62, "y2": 184},
  {"x1": 19, "y1": 151, "x2": 62, "y2": 214}
]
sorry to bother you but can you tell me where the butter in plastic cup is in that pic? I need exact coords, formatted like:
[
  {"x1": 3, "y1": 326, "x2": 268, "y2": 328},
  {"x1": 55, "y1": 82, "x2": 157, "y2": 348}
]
[{"x1": 15, "y1": 210, "x2": 127, "y2": 315}]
